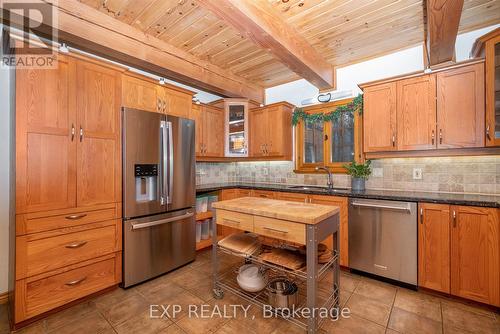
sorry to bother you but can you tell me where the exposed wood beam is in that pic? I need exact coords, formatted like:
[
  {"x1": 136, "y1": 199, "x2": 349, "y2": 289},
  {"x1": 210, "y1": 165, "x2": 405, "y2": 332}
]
[
  {"x1": 3, "y1": 0, "x2": 264, "y2": 102},
  {"x1": 425, "y1": 0, "x2": 464, "y2": 66},
  {"x1": 199, "y1": 0, "x2": 335, "y2": 90}
]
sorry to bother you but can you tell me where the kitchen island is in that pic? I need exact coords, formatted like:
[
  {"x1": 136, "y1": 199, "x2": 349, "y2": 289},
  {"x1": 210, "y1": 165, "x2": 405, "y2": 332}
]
[{"x1": 211, "y1": 197, "x2": 341, "y2": 334}]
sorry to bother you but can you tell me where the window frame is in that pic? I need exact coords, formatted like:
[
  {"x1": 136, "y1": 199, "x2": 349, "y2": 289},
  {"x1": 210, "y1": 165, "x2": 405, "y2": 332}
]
[{"x1": 294, "y1": 98, "x2": 363, "y2": 174}]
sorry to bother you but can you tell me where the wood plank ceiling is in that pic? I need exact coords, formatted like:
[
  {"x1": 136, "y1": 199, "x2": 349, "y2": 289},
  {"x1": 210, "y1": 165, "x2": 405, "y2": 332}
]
[{"x1": 81, "y1": 0, "x2": 500, "y2": 88}]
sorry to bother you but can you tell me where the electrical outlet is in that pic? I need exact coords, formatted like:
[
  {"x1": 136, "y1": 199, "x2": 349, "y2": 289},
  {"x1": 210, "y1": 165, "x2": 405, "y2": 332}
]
[
  {"x1": 372, "y1": 167, "x2": 383, "y2": 178},
  {"x1": 262, "y1": 167, "x2": 269, "y2": 176},
  {"x1": 413, "y1": 168, "x2": 423, "y2": 180}
]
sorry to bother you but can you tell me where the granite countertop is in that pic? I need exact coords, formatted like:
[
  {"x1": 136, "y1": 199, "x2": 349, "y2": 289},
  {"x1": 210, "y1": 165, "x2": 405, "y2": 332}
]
[
  {"x1": 212, "y1": 196, "x2": 340, "y2": 225},
  {"x1": 196, "y1": 182, "x2": 500, "y2": 208}
]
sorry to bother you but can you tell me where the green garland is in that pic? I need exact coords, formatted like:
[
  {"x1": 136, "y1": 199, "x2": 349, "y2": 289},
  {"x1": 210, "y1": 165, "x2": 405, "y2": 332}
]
[{"x1": 292, "y1": 94, "x2": 363, "y2": 126}]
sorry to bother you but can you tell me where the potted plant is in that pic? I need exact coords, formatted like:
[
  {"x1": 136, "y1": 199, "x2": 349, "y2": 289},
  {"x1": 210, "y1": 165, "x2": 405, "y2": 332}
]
[{"x1": 343, "y1": 160, "x2": 372, "y2": 191}]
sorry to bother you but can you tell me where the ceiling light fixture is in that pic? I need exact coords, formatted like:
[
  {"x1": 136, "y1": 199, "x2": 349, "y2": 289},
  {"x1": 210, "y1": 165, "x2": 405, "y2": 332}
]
[{"x1": 159, "y1": 77, "x2": 166, "y2": 85}]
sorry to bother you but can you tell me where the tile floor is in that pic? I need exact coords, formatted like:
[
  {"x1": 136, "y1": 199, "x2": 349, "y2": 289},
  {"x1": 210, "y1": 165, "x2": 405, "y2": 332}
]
[{"x1": 1, "y1": 250, "x2": 499, "y2": 334}]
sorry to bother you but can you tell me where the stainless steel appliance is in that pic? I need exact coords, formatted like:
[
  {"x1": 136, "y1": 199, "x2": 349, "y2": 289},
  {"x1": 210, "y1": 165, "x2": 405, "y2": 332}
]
[
  {"x1": 122, "y1": 108, "x2": 196, "y2": 287},
  {"x1": 348, "y1": 198, "x2": 417, "y2": 285}
]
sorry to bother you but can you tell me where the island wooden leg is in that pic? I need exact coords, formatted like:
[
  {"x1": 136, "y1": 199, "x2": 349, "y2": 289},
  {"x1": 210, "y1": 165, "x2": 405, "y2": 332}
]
[{"x1": 306, "y1": 224, "x2": 318, "y2": 333}]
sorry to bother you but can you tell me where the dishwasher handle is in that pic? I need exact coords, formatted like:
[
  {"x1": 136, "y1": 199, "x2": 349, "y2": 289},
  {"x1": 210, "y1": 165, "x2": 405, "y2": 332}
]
[{"x1": 351, "y1": 201, "x2": 412, "y2": 213}]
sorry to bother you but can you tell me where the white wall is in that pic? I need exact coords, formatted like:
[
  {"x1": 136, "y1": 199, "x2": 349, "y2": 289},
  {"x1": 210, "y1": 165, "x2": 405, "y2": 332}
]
[
  {"x1": 0, "y1": 27, "x2": 14, "y2": 295},
  {"x1": 266, "y1": 24, "x2": 500, "y2": 106}
]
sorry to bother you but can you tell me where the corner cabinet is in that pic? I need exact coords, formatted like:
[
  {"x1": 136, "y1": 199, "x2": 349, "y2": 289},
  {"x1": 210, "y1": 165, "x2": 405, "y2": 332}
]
[
  {"x1": 249, "y1": 102, "x2": 293, "y2": 160},
  {"x1": 418, "y1": 203, "x2": 499, "y2": 306},
  {"x1": 14, "y1": 54, "x2": 123, "y2": 325},
  {"x1": 361, "y1": 61, "x2": 486, "y2": 157}
]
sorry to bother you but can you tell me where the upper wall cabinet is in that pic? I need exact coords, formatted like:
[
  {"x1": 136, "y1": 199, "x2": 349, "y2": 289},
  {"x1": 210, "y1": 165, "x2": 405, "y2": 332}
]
[
  {"x1": 361, "y1": 61, "x2": 485, "y2": 157},
  {"x1": 121, "y1": 72, "x2": 193, "y2": 117},
  {"x1": 249, "y1": 102, "x2": 293, "y2": 160},
  {"x1": 190, "y1": 103, "x2": 225, "y2": 159},
  {"x1": 473, "y1": 28, "x2": 500, "y2": 147},
  {"x1": 436, "y1": 64, "x2": 484, "y2": 148},
  {"x1": 363, "y1": 83, "x2": 397, "y2": 152}
]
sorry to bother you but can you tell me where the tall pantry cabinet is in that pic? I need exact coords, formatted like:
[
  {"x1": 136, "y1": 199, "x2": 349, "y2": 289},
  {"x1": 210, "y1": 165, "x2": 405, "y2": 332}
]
[{"x1": 13, "y1": 54, "x2": 123, "y2": 325}]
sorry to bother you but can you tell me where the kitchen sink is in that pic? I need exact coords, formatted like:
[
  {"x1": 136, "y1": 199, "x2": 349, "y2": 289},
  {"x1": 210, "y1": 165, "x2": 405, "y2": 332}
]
[{"x1": 287, "y1": 185, "x2": 349, "y2": 192}]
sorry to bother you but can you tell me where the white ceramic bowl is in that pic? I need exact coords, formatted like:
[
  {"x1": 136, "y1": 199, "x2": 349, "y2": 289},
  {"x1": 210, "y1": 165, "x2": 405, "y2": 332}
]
[{"x1": 236, "y1": 265, "x2": 267, "y2": 292}]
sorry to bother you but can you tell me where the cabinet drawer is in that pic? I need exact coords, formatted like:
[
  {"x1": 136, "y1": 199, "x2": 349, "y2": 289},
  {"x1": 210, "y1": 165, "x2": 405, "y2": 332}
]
[
  {"x1": 252, "y1": 190, "x2": 276, "y2": 199},
  {"x1": 254, "y1": 216, "x2": 305, "y2": 245},
  {"x1": 17, "y1": 220, "x2": 121, "y2": 278},
  {"x1": 17, "y1": 204, "x2": 121, "y2": 235},
  {"x1": 17, "y1": 255, "x2": 120, "y2": 321},
  {"x1": 216, "y1": 210, "x2": 254, "y2": 232}
]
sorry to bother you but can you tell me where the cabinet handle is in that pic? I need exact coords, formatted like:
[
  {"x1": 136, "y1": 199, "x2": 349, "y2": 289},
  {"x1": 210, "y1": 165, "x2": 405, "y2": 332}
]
[
  {"x1": 439, "y1": 129, "x2": 443, "y2": 144},
  {"x1": 71, "y1": 124, "x2": 75, "y2": 141},
  {"x1": 392, "y1": 134, "x2": 396, "y2": 147},
  {"x1": 65, "y1": 214, "x2": 87, "y2": 220},
  {"x1": 452, "y1": 210, "x2": 456, "y2": 227},
  {"x1": 420, "y1": 207, "x2": 423, "y2": 223},
  {"x1": 431, "y1": 130, "x2": 435, "y2": 145},
  {"x1": 486, "y1": 124, "x2": 491, "y2": 141},
  {"x1": 324, "y1": 134, "x2": 328, "y2": 141},
  {"x1": 263, "y1": 226, "x2": 289, "y2": 234},
  {"x1": 65, "y1": 241, "x2": 88, "y2": 249},
  {"x1": 65, "y1": 277, "x2": 87, "y2": 286},
  {"x1": 223, "y1": 218, "x2": 240, "y2": 225},
  {"x1": 79, "y1": 127, "x2": 83, "y2": 142},
  {"x1": 157, "y1": 98, "x2": 161, "y2": 112}
]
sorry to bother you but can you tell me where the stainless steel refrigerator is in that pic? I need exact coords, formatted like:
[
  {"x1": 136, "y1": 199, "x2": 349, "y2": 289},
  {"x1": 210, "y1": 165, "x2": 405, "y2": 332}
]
[{"x1": 122, "y1": 108, "x2": 196, "y2": 288}]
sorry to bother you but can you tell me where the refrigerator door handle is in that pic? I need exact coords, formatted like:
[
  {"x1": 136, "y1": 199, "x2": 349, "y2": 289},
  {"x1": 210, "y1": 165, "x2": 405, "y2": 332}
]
[
  {"x1": 130, "y1": 211, "x2": 194, "y2": 230},
  {"x1": 167, "y1": 121, "x2": 174, "y2": 204},
  {"x1": 160, "y1": 120, "x2": 168, "y2": 205}
]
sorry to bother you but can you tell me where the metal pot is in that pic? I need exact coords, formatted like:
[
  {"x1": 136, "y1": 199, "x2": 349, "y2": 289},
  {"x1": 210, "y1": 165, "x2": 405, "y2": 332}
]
[
  {"x1": 351, "y1": 177, "x2": 366, "y2": 192},
  {"x1": 266, "y1": 277, "x2": 298, "y2": 308}
]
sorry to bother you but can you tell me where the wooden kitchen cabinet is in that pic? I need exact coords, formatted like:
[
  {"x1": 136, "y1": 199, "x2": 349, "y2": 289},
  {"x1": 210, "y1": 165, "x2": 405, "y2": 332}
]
[
  {"x1": 14, "y1": 54, "x2": 123, "y2": 324},
  {"x1": 436, "y1": 63, "x2": 485, "y2": 148},
  {"x1": 252, "y1": 190, "x2": 276, "y2": 199},
  {"x1": 15, "y1": 54, "x2": 77, "y2": 214},
  {"x1": 396, "y1": 75, "x2": 437, "y2": 151},
  {"x1": 249, "y1": 102, "x2": 294, "y2": 160},
  {"x1": 418, "y1": 203, "x2": 499, "y2": 306},
  {"x1": 160, "y1": 86, "x2": 192, "y2": 118},
  {"x1": 190, "y1": 103, "x2": 225, "y2": 158},
  {"x1": 418, "y1": 203, "x2": 450, "y2": 293},
  {"x1": 276, "y1": 192, "x2": 308, "y2": 203},
  {"x1": 363, "y1": 82, "x2": 397, "y2": 152},
  {"x1": 450, "y1": 205, "x2": 499, "y2": 306},
  {"x1": 76, "y1": 60, "x2": 121, "y2": 207},
  {"x1": 121, "y1": 74, "x2": 160, "y2": 113}
]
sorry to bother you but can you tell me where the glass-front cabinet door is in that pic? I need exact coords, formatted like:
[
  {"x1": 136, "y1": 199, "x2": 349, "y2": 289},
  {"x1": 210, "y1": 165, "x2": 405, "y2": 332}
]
[
  {"x1": 225, "y1": 101, "x2": 249, "y2": 157},
  {"x1": 484, "y1": 31, "x2": 500, "y2": 146}
]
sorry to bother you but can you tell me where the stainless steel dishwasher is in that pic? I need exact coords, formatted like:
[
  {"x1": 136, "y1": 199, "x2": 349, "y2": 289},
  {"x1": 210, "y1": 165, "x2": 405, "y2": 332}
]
[{"x1": 348, "y1": 198, "x2": 417, "y2": 285}]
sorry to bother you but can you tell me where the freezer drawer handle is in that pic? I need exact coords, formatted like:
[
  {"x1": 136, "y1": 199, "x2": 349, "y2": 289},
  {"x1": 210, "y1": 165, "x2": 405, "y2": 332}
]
[
  {"x1": 65, "y1": 241, "x2": 88, "y2": 249},
  {"x1": 351, "y1": 201, "x2": 411, "y2": 213},
  {"x1": 131, "y1": 212, "x2": 194, "y2": 230}
]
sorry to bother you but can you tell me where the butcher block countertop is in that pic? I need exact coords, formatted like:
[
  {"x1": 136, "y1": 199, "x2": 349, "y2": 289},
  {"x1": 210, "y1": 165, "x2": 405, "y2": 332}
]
[{"x1": 211, "y1": 196, "x2": 340, "y2": 225}]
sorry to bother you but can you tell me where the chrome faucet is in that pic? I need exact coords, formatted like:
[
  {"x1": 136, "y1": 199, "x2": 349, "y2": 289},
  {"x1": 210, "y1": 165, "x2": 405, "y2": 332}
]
[{"x1": 315, "y1": 166, "x2": 333, "y2": 189}]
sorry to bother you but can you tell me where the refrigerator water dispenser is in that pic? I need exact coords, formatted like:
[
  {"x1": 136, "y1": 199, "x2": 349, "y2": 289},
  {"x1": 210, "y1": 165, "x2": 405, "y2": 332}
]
[{"x1": 135, "y1": 164, "x2": 158, "y2": 202}]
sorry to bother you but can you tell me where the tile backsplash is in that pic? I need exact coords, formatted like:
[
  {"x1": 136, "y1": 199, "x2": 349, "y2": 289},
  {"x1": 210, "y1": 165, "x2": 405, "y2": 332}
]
[{"x1": 196, "y1": 156, "x2": 500, "y2": 195}]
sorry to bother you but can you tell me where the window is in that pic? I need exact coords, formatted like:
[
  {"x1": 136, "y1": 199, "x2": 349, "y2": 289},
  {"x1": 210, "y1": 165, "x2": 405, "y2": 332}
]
[{"x1": 294, "y1": 98, "x2": 363, "y2": 173}]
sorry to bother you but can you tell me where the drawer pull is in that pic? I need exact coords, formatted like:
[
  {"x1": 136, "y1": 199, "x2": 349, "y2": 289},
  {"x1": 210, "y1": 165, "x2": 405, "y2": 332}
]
[
  {"x1": 263, "y1": 227, "x2": 289, "y2": 234},
  {"x1": 223, "y1": 218, "x2": 241, "y2": 225},
  {"x1": 65, "y1": 241, "x2": 88, "y2": 249},
  {"x1": 65, "y1": 277, "x2": 87, "y2": 286},
  {"x1": 65, "y1": 214, "x2": 87, "y2": 220}
]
